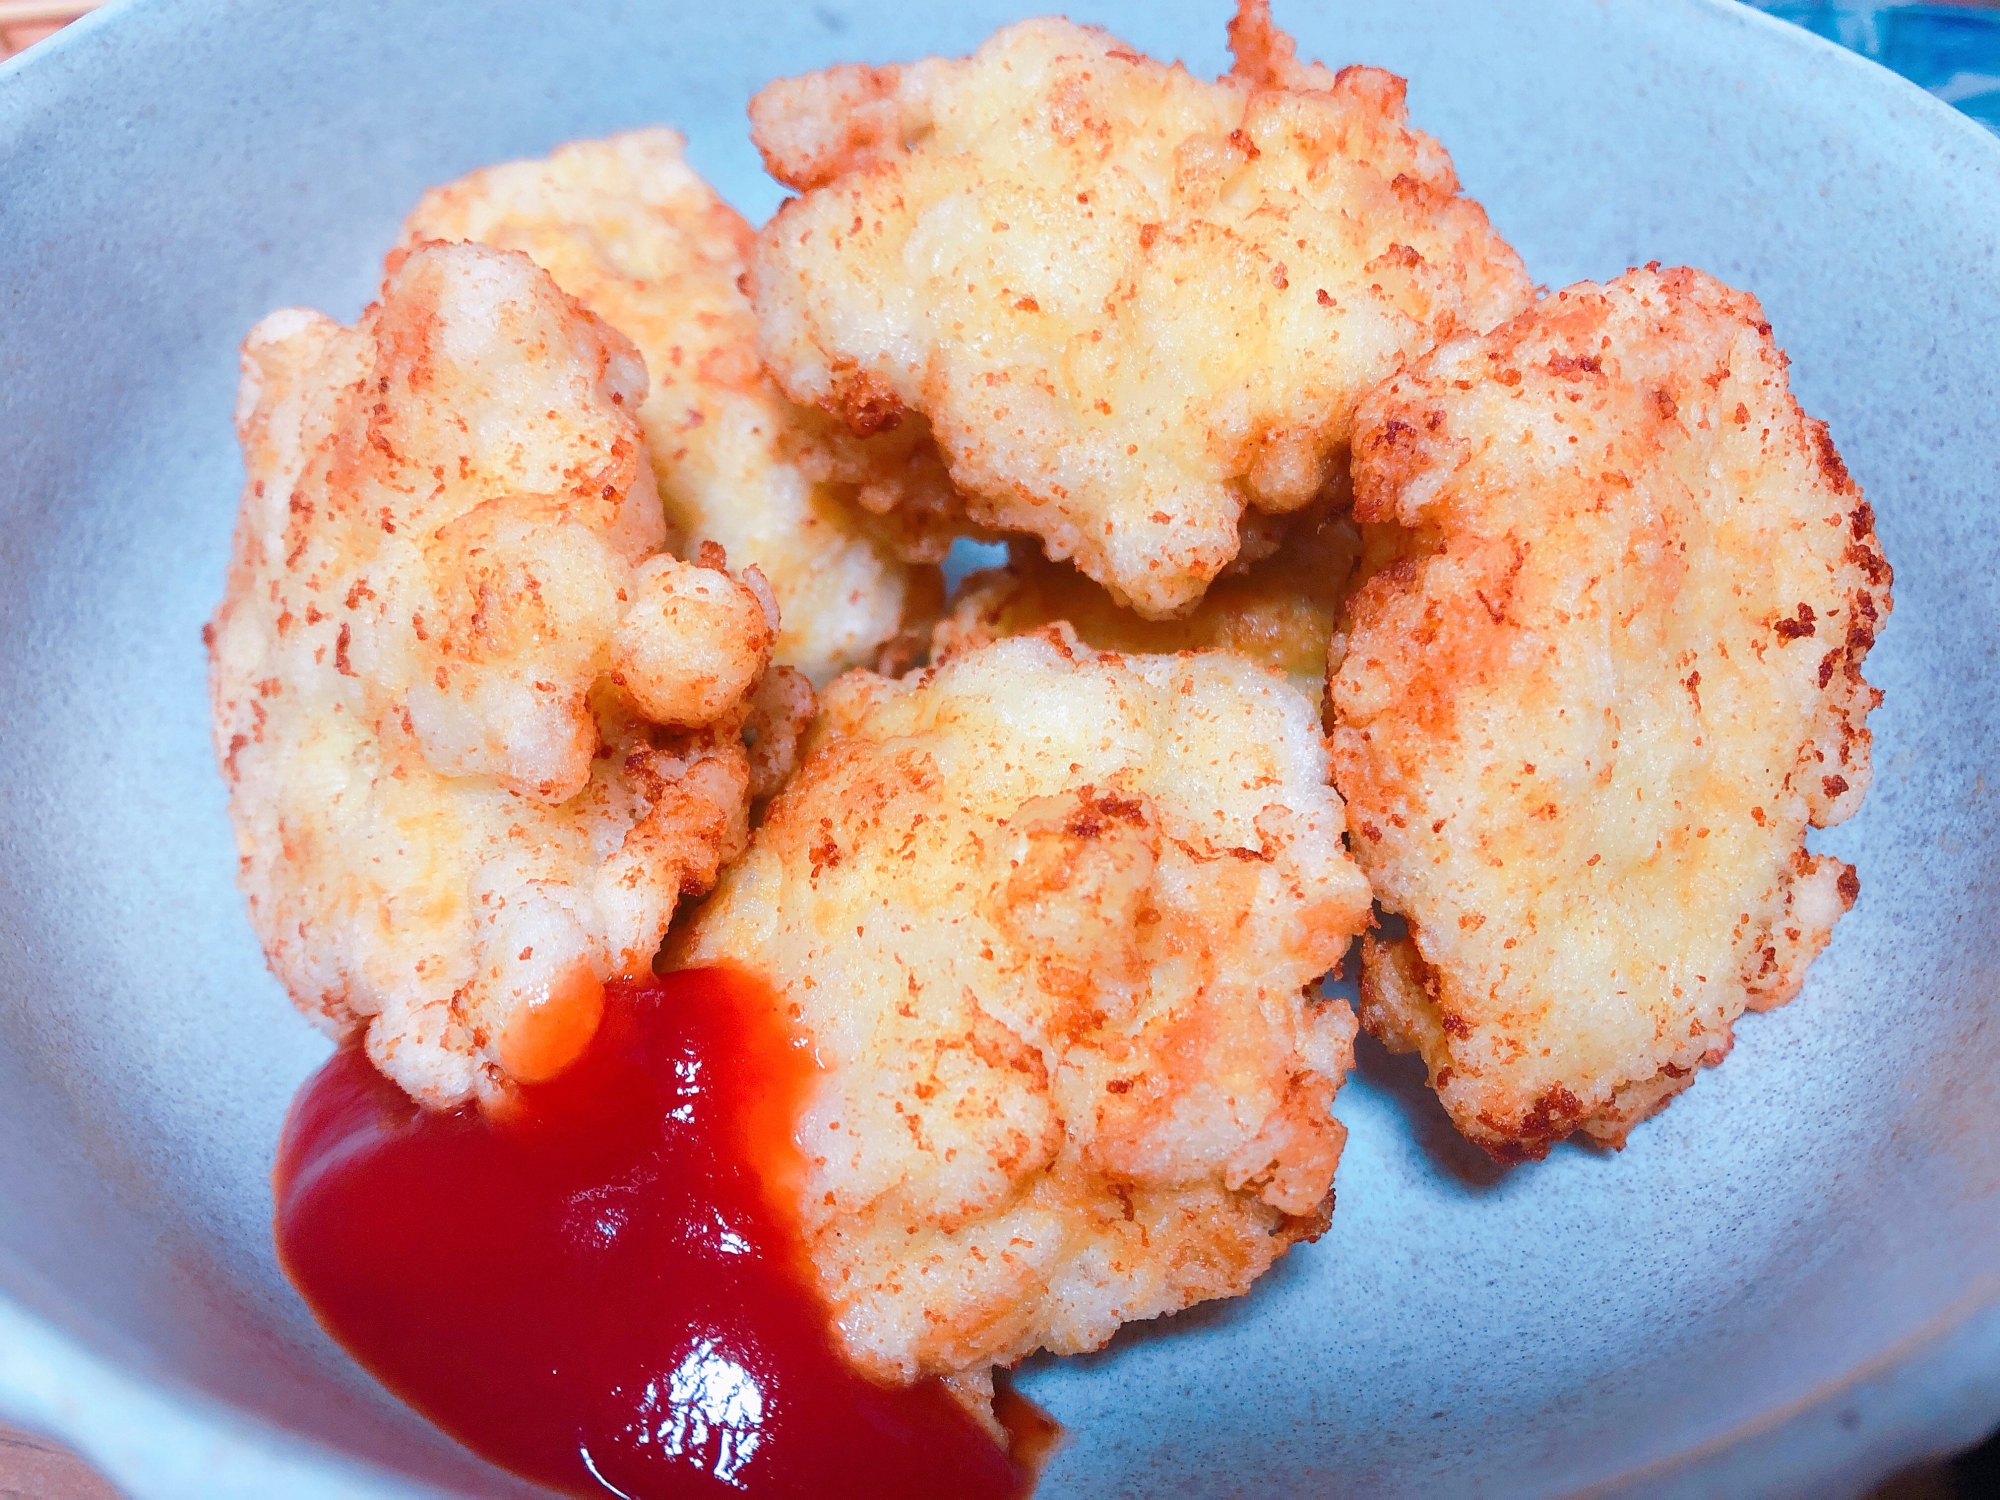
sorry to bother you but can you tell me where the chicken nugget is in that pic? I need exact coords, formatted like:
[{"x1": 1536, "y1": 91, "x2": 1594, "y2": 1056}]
[
  {"x1": 673, "y1": 629, "x2": 1371, "y2": 1408},
  {"x1": 209, "y1": 241, "x2": 781, "y2": 1107},
  {"x1": 1329, "y1": 264, "x2": 1892, "y2": 1161},
  {"x1": 400, "y1": 128, "x2": 958, "y2": 685},
  {"x1": 933, "y1": 506, "x2": 1360, "y2": 701},
  {"x1": 748, "y1": 0, "x2": 1530, "y2": 619}
]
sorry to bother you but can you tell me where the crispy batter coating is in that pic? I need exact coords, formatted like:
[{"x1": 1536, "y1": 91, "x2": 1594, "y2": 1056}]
[
  {"x1": 674, "y1": 629, "x2": 1371, "y2": 1393},
  {"x1": 934, "y1": 506, "x2": 1359, "y2": 700},
  {"x1": 208, "y1": 242, "x2": 778, "y2": 1107},
  {"x1": 400, "y1": 129, "x2": 959, "y2": 685},
  {"x1": 747, "y1": 0, "x2": 1530, "y2": 619},
  {"x1": 1329, "y1": 265, "x2": 1892, "y2": 1160}
]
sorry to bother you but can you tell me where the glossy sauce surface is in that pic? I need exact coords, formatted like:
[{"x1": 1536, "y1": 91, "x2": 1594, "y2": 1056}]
[{"x1": 274, "y1": 969, "x2": 1031, "y2": 1499}]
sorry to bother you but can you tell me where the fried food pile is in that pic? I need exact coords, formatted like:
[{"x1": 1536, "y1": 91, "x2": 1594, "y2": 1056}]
[
  {"x1": 212, "y1": 0, "x2": 1894, "y2": 1449},
  {"x1": 1330, "y1": 265, "x2": 1892, "y2": 1160},
  {"x1": 399, "y1": 128, "x2": 955, "y2": 686},
  {"x1": 747, "y1": 0, "x2": 1530, "y2": 617},
  {"x1": 675, "y1": 630, "x2": 1370, "y2": 1400},
  {"x1": 208, "y1": 241, "x2": 791, "y2": 1108}
]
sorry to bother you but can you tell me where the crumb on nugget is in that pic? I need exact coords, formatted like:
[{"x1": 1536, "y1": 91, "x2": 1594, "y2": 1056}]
[
  {"x1": 674, "y1": 628, "x2": 1372, "y2": 1403},
  {"x1": 1329, "y1": 264, "x2": 1892, "y2": 1161},
  {"x1": 400, "y1": 128, "x2": 959, "y2": 686},
  {"x1": 748, "y1": 0, "x2": 1530, "y2": 619},
  {"x1": 208, "y1": 241, "x2": 788, "y2": 1107}
]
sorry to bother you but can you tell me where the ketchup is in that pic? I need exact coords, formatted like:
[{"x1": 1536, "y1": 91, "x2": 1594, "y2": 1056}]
[{"x1": 274, "y1": 970, "x2": 1034, "y2": 1499}]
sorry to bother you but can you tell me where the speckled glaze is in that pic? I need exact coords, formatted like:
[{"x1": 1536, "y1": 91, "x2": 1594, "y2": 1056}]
[{"x1": 1, "y1": 1, "x2": 1996, "y2": 1495}]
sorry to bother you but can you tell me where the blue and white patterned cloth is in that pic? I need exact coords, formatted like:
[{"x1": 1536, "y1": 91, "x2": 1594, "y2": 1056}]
[{"x1": 1756, "y1": 2, "x2": 2000, "y2": 131}]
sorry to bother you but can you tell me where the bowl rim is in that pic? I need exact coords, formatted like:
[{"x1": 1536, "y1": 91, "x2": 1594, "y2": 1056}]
[{"x1": 4, "y1": 0, "x2": 1999, "y2": 1494}]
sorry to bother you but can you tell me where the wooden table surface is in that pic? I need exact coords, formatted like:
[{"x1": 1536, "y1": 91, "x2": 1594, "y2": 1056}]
[
  {"x1": 0, "y1": 2, "x2": 101, "y2": 61},
  {"x1": 0, "y1": 1423, "x2": 120, "y2": 1500}
]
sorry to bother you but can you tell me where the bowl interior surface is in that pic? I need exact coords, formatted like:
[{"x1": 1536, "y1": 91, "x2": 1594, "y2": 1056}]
[{"x1": 2, "y1": 0, "x2": 1998, "y2": 1496}]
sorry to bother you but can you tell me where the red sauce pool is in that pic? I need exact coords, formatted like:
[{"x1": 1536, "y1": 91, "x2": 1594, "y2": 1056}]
[{"x1": 274, "y1": 969, "x2": 1034, "y2": 1499}]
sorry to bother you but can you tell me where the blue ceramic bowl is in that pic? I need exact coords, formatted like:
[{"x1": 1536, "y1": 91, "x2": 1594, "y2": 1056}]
[{"x1": 4, "y1": 1, "x2": 1999, "y2": 1495}]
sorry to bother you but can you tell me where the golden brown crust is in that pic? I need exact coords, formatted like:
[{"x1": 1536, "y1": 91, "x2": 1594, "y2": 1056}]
[
  {"x1": 398, "y1": 129, "x2": 959, "y2": 685},
  {"x1": 933, "y1": 507, "x2": 1360, "y2": 701},
  {"x1": 1331, "y1": 264, "x2": 1890, "y2": 1160},
  {"x1": 675, "y1": 630, "x2": 1371, "y2": 1386},
  {"x1": 1225, "y1": 0, "x2": 1337, "y2": 90},
  {"x1": 741, "y1": 664, "x2": 819, "y2": 803},
  {"x1": 749, "y1": 63, "x2": 913, "y2": 191},
  {"x1": 209, "y1": 244, "x2": 771, "y2": 1107},
  {"x1": 748, "y1": 1, "x2": 1530, "y2": 618}
]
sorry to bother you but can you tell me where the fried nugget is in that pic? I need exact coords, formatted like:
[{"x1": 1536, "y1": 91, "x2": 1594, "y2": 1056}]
[
  {"x1": 673, "y1": 629, "x2": 1371, "y2": 1402},
  {"x1": 399, "y1": 128, "x2": 958, "y2": 686},
  {"x1": 1329, "y1": 265, "x2": 1892, "y2": 1161},
  {"x1": 747, "y1": 0, "x2": 1530, "y2": 619},
  {"x1": 934, "y1": 505, "x2": 1360, "y2": 700},
  {"x1": 209, "y1": 241, "x2": 780, "y2": 1107}
]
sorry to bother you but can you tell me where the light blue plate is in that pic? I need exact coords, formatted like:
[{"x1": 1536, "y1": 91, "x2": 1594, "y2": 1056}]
[{"x1": 3, "y1": 1, "x2": 1998, "y2": 1495}]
